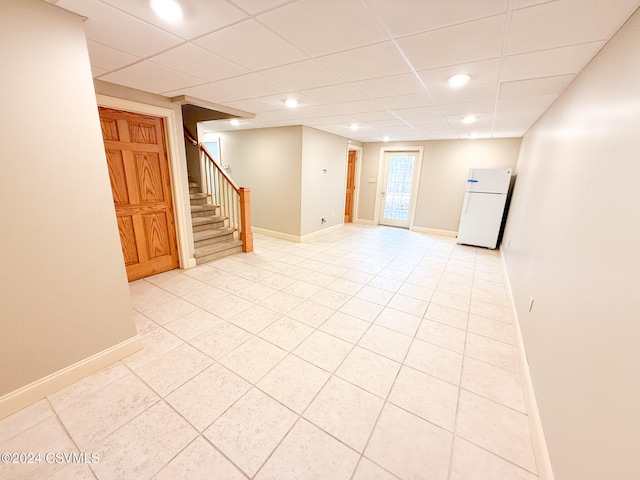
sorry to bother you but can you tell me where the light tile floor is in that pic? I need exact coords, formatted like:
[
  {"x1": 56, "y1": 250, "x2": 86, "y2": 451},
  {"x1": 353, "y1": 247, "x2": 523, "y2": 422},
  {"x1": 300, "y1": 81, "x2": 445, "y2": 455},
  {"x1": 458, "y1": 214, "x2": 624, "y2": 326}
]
[{"x1": 0, "y1": 225, "x2": 539, "y2": 479}]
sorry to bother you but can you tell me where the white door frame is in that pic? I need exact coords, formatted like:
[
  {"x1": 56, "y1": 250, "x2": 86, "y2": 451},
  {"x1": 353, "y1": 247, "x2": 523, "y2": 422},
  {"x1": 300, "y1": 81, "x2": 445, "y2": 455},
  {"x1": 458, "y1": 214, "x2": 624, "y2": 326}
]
[
  {"x1": 346, "y1": 145, "x2": 362, "y2": 223},
  {"x1": 96, "y1": 94, "x2": 195, "y2": 270},
  {"x1": 374, "y1": 145, "x2": 424, "y2": 229}
]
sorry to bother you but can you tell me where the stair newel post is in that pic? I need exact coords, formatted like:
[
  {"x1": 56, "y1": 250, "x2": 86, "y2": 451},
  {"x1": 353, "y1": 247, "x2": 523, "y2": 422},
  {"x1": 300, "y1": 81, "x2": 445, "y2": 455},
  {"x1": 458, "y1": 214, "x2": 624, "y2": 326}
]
[{"x1": 238, "y1": 187, "x2": 253, "y2": 253}]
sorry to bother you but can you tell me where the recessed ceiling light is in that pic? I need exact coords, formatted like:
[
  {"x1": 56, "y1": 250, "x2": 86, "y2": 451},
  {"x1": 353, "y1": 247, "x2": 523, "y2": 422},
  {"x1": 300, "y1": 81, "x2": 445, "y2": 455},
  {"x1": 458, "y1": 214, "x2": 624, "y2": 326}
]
[
  {"x1": 447, "y1": 74, "x2": 471, "y2": 88},
  {"x1": 463, "y1": 115, "x2": 477, "y2": 124},
  {"x1": 469, "y1": 133, "x2": 480, "y2": 139},
  {"x1": 349, "y1": 124, "x2": 359, "y2": 131},
  {"x1": 150, "y1": 0, "x2": 183, "y2": 23},
  {"x1": 230, "y1": 119, "x2": 240, "y2": 126},
  {"x1": 284, "y1": 98, "x2": 298, "y2": 108},
  {"x1": 383, "y1": 136, "x2": 390, "y2": 142}
]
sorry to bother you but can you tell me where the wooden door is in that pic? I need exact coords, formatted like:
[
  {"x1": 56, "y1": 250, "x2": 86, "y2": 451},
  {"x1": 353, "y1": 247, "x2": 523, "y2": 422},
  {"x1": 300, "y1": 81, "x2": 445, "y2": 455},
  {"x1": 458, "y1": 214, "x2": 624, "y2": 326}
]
[
  {"x1": 99, "y1": 107, "x2": 179, "y2": 281},
  {"x1": 344, "y1": 149, "x2": 357, "y2": 222}
]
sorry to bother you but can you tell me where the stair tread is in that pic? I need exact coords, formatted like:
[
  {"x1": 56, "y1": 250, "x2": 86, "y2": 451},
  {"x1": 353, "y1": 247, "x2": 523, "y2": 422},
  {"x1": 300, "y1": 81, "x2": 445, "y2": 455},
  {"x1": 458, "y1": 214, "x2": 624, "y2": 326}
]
[
  {"x1": 193, "y1": 228, "x2": 235, "y2": 241},
  {"x1": 194, "y1": 239, "x2": 243, "y2": 257},
  {"x1": 192, "y1": 215, "x2": 225, "y2": 225},
  {"x1": 190, "y1": 204, "x2": 218, "y2": 212},
  {"x1": 190, "y1": 192, "x2": 207, "y2": 199}
]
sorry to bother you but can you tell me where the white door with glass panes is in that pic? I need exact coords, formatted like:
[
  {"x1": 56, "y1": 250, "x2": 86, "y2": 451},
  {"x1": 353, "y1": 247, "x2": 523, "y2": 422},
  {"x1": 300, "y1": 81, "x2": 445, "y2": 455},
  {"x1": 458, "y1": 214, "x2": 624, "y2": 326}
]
[{"x1": 379, "y1": 151, "x2": 418, "y2": 228}]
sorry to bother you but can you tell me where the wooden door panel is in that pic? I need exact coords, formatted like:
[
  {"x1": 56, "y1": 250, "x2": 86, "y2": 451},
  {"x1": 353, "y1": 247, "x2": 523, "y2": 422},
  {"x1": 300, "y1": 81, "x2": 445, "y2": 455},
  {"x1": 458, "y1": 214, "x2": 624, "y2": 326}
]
[
  {"x1": 134, "y1": 152, "x2": 165, "y2": 203},
  {"x1": 99, "y1": 107, "x2": 179, "y2": 281},
  {"x1": 344, "y1": 150, "x2": 357, "y2": 223}
]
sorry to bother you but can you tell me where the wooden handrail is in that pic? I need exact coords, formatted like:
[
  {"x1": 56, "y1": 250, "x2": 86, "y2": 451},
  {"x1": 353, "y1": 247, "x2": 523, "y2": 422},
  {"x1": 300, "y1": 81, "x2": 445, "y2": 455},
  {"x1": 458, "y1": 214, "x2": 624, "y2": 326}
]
[{"x1": 184, "y1": 128, "x2": 240, "y2": 193}]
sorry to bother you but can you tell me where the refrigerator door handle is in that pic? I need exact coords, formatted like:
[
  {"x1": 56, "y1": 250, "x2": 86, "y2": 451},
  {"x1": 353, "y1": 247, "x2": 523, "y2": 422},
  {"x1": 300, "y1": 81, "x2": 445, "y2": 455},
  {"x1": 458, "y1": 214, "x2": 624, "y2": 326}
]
[{"x1": 462, "y1": 194, "x2": 469, "y2": 214}]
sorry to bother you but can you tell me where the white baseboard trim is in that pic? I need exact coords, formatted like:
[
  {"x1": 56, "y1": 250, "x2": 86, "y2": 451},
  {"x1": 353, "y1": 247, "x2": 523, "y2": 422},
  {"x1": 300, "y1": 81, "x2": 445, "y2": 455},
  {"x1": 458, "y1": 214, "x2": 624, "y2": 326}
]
[
  {"x1": 410, "y1": 226, "x2": 458, "y2": 237},
  {"x1": 183, "y1": 257, "x2": 198, "y2": 270},
  {"x1": 354, "y1": 219, "x2": 374, "y2": 226},
  {"x1": 0, "y1": 336, "x2": 142, "y2": 420},
  {"x1": 253, "y1": 224, "x2": 344, "y2": 243},
  {"x1": 501, "y1": 250, "x2": 554, "y2": 480}
]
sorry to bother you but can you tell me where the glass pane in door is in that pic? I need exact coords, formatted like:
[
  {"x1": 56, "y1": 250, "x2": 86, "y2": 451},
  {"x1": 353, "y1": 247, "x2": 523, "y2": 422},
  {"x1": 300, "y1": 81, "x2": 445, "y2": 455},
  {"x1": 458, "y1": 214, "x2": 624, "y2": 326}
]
[{"x1": 381, "y1": 153, "x2": 416, "y2": 227}]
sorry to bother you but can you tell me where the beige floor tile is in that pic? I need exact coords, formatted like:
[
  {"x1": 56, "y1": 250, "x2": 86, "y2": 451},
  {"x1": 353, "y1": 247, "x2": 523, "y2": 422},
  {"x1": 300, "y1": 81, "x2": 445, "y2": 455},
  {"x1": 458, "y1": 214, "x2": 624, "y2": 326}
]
[
  {"x1": 203, "y1": 294, "x2": 253, "y2": 320},
  {"x1": 259, "y1": 291, "x2": 304, "y2": 314},
  {"x1": 0, "y1": 399, "x2": 53, "y2": 444},
  {"x1": 465, "y1": 333, "x2": 519, "y2": 372},
  {"x1": 388, "y1": 365, "x2": 459, "y2": 431},
  {"x1": 320, "y1": 311, "x2": 370, "y2": 343},
  {"x1": 339, "y1": 297, "x2": 384, "y2": 322},
  {"x1": 89, "y1": 401, "x2": 197, "y2": 479},
  {"x1": 431, "y1": 290, "x2": 471, "y2": 312},
  {"x1": 365, "y1": 403, "x2": 452, "y2": 480},
  {"x1": 386, "y1": 293, "x2": 429, "y2": 317},
  {"x1": 469, "y1": 299, "x2": 513, "y2": 324},
  {"x1": 134, "y1": 343, "x2": 213, "y2": 396},
  {"x1": 293, "y1": 330, "x2": 353, "y2": 372},
  {"x1": 219, "y1": 336, "x2": 287, "y2": 384},
  {"x1": 257, "y1": 355, "x2": 330, "y2": 414},
  {"x1": 163, "y1": 309, "x2": 224, "y2": 341},
  {"x1": 471, "y1": 287, "x2": 510, "y2": 306},
  {"x1": 226, "y1": 304, "x2": 281, "y2": 333},
  {"x1": 283, "y1": 280, "x2": 323, "y2": 299},
  {"x1": 396, "y1": 282, "x2": 435, "y2": 301},
  {"x1": 180, "y1": 285, "x2": 228, "y2": 307},
  {"x1": 255, "y1": 419, "x2": 359, "y2": 480},
  {"x1": 141, "y1": 297, "x2": 199, "y2": 325},
  {"x1": 450, "y1": 436, "x2": 538, "y2": 480},
  {"x1": 134, "y1": 311, "x2": 159, "y2": 335},
  {"x1": 456, "y1": 390, "x2": 537, "y2": 473},
  {"x1": 425, "y1": 303, "x2": 469, "y2": 330},
  {"x1": 165, "y1": 364, "x2": 250, "y2": 431},
  {"x1": 189, "y1": 321, "x2": 251, "y2": 360},
  {"x1": 352, "y1": 458, "x2": 400, "y2": 480},
  {"x1": 374, "y1": 307, "x2": 422, "y2": 336},
  {"x1": 304, "y1": 376, "x2": 384, "y2": 452},
  {"x1": 405, "y1": 338, "x2": 463, "y2": 385},
  {"x1": 416, "y1": 318, "x2": 467, "y2": 353},
  {"x1": 336, "y1": 346, "x2": 401, "y2": 398},
  {"x1": 341, "y1": 269, "x2": 375, "y2": 284},
  {"x1": 123, "y1": 326, "x2": 185, "y2": 370},
  {"x1": 468, "y1": 314, "x2": 515, "y2": 344},
  {"x1": 204, "y1": 388, "x2": 297, "y2": 477},
  {"x1": 286, "y1": 300, "x2": 335, "y2": 327},
  {"x1": 436, "y1": 280, "x2": 472, "y2": 298},
  {"x1": 358, "y1": 325, "x2": 412, "y2": 362},
  {"x1": 309, "y1": 288, "x2": 351, "y2": 309},
  {"x1": 55, "y1": 372, "x2": 159, "y2": 450},
  {"x1": 234, "y1": 282, "x2": 280, "y2": 303},
  {"x1": 258, "y1": 316, "x2": 314, "y2": 351},
  {"x1": 368, "y1": 275, "x2": 403, "y2": 292},
  {"x1": 461, "y1": 357, "x2": 526, "y2": 413},
  {"x1": 356, "y1": 285, "x2": 395, "y2": 305}
]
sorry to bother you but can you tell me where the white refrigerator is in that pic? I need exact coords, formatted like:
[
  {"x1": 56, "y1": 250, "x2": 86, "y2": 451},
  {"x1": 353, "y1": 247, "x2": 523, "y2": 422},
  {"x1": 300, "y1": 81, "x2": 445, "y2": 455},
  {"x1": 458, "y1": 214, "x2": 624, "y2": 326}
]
[{"x1": 456, "y1": 168, "x2": 512, "y2": 249}]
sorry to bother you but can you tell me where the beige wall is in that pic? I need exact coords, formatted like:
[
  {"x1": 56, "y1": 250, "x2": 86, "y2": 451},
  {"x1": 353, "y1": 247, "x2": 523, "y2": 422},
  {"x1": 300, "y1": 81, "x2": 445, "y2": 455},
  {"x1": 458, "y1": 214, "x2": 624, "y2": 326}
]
[
  {"x1": 0, "y1": 0, "x2": 136, "y2": 398},
  {"x1": 300, "y1": 127, "x2": 349, "y2": 236},
  {"x1": 359, "y1": 139, "x2": 521, "y2": 232},
  {"x1": 502, "y1": 7, "x2": 640, "y2": 480},
  {"x1": 216, "y1": 127, "x2": 303, "y2": 236}
]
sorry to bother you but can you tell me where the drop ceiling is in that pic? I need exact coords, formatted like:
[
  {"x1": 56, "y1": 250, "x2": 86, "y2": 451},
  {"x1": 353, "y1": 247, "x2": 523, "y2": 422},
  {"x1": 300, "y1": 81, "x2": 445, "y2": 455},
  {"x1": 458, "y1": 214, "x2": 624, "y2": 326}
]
[{"x1": 51, "y1": 0, "x2": 640, "y2": 142}]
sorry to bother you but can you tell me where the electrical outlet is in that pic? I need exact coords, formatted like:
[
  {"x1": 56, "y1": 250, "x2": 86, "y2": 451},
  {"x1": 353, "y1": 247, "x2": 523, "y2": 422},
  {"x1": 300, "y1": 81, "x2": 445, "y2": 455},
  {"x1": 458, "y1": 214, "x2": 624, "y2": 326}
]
[{"x1": 528, "y1": 296, "x2": 534, "y2": 312}]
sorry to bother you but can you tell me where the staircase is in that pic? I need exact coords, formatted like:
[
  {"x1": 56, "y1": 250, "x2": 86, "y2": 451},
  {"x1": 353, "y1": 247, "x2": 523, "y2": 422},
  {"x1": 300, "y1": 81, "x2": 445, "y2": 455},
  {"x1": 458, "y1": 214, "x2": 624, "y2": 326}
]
[{"x1": 189, "y1": 182, "x2": 243, "y2": 264}]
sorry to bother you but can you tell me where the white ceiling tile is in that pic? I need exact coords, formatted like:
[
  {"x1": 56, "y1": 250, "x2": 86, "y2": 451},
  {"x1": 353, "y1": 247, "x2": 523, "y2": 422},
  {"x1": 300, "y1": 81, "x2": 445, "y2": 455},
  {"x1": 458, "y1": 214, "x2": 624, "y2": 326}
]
[
  {"x1": 56, "y1": 0, "x2": 183, "y2": 57},
  {"x1": 502, "y1": 42, "x2": 604, "y2": 81},
  {"x1": 213, "y1": 73, "x2": 291, "y2": 99},
  {"x1": 506, "y1": 0, "x2": 639, "y2": 54},
  {"x1": 179, "y1": 82, "x2": 248, "y2": 104},
  {"x1": 512, "y1": 0, "x2": 553, "y2": 9},
  {"x1": 351, "y1": 111, "x2": 397, "y2": 122},
  {"x1": 258, "y1": 0, "x2": 388, "y2": 56},
  {"x1": 150, "y1": 44, "x2": 249, "y2": 82},
  {"x1": 439, "y1": 101, "x2": 497, "y2": 115},
  {"x1": 98, "y1": 61, "x2": 205, "y2": 94},
  {"x1": 430, "y1": 84, "x2": 498, "y2": 105},
  {"x1": 352, "y1": 73, "x2": 424, "y2": 98},
  {"x1": 316, "y1": 42, "x2": 411, "y2": 82},
  {"x1": 260, "y1": 60, "x2": 344, "y2": 91},
  {"x1": 307, "y1": 115, "x2": 360, "y2": 126},
  {"x1": 367, "y1": 0, "x2": 508, "y2": 38},
  {"x1": 497, "y1": 95, "x2": 558, "y2": 112},
  {"x1": 499, "y1": 74, "x2": 575, "y2": 99},
  {"x1": 376, "y1": 93, "x2": 435, "y2": 110},
  {"x1": 397, "y1": 15, "x2": 506, "y2": 70},
  {"x1": 332, "y1": 100, "x2": 385, "y2": 115},
  {"x1": 99, "y1": 0, "x2": 248, "y2": 40},
  {"x1": 195, "y1": 19, "x2": 306, "y2": 70},
  {"x1": 90, "y1": 65, "x2": 110, "y2": 77},
  {"x1": 391, "y1": 106, "x2": 443, "y2": 119},
  {"x1": 256, "y1": 105, "x2": 339, "y2": 122},
  {"x1": 302, "y1": 84, "x2": 369, "y2": 103},
  {"x1": 86, "y1": 40, "x2": 140, "y2": 72},
  {"x1": 418, "y1": 59, "x2": 502, "y2": 91},
  {"x1": 228, "y1": 0, "x2": 294, "y2": 14},
  {"x1": 224, "y1": 98, "x2": 280, "y2": 113}
]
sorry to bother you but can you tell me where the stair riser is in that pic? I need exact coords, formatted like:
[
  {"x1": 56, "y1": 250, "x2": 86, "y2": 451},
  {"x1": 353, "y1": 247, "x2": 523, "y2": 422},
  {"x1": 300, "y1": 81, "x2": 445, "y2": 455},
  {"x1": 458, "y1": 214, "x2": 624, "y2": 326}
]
[
  {"x1": 191, "y1": 209, "x2": 220, "y2": 218},
  {"x1": 195, "y1": 246, "x2": 243, "y2": 265},
  {"x1": 192, "y1": 221, "x2": 225, "y2": 232},
  {"x1": 190, "y1": 197, "x2": 208, "y2": 206},
  {"x1": 195, "y1": 234, "x2": 235, "y2": 248},
  {"x1": 189, "y1": 187, "x2": 200, "y2": 194}
]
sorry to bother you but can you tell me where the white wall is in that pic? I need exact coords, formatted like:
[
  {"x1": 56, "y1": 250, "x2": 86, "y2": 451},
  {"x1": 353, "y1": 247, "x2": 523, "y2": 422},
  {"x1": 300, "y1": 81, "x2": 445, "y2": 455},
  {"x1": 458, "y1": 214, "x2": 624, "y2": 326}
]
[
  {"x1": 300, "y1": 127, "x2": 349, "y2": 236},
  {"x1": 359, "y1": 139, "x2": 521, "y2": 232},
  {"x1": 216, "y1": 127, "x2": 303, "y2": 237},
  {"x1": 502, "y1": 7, "x2": 640, "y2": 480},
  {"x1": 0, "y1": 0, "x2": 137, "y2": 409}
]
